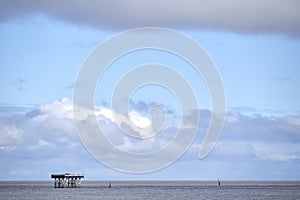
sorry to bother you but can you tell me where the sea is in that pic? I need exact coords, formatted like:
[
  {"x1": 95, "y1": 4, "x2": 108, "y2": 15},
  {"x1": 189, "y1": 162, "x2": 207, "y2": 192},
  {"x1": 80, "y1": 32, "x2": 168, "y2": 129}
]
[{"x1": 1, "y1": 180, "x2": 300, "y2": 200}]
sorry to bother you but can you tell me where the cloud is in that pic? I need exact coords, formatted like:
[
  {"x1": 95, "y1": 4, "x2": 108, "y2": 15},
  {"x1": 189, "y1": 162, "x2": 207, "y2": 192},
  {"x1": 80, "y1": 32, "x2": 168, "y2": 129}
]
[
  {"x1": 216, "y1": 112, "x2": 300, "y2": 162},
  {"x1": 16, "y1": 78, "x2": 28, "y2": 91},
  {"x1": 0, "y1": 0, "x2": 299, "y2": 37},
  {"x1": 252, "y1": 142, "x2": 300, "y2": 161},
  {"x1": 0, "y1": 105, "x2": 33, "y2": 114},
  {"x1": 274, "y1": 76, "x2": 294, "y2": 82},
  {"x1": 0, "y1": 124, "x2": 23, "y2": 146},
  {"x1": 0, "y1": 97, "x2": 300, "y2": 179}
]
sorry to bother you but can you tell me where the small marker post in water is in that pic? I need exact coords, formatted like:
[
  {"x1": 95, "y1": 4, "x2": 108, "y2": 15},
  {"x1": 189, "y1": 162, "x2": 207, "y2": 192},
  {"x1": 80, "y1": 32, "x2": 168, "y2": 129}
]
[
  {"x1": 218, "y1": 178, "x2": 221, "y2": 186},
  {"x1": 108, "y1": 181, "x2": 112, "y2": 188}
]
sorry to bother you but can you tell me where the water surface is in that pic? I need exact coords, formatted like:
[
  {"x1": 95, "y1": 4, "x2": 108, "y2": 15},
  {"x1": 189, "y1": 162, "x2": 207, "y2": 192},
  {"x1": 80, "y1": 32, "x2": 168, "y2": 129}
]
[{"x1": 1, "y1": 180, "x2": 299, "y2": 200}]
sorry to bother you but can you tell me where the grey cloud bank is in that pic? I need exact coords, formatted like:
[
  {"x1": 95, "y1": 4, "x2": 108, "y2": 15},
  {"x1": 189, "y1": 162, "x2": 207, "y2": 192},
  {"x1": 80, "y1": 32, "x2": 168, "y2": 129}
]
[{"x1": 0, "y1": 0, "x2": 299, "y2": 37}]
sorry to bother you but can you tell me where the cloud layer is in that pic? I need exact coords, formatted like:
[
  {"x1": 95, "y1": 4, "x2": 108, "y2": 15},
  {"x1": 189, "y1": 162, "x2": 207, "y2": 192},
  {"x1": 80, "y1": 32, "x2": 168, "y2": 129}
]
[
  {"x1": 0, "y1": 98, "x2": 300, "y2": 179},
  {"x1": 0, "y1": 0, "x2": 300, "y2": 36}
]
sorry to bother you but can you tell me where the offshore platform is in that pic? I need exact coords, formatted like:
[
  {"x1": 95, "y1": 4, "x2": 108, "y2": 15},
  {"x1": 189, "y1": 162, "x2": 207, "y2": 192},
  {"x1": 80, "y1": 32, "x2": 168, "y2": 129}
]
[{"x1": 51, "y1": 173, "x2": 84, "y2": 188}]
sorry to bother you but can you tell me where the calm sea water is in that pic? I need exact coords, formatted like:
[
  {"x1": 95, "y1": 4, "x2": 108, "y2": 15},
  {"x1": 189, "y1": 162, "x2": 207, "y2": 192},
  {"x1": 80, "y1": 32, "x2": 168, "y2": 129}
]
[{"x1": 1, "y1": 180, "x2": 300, "y2": 200}]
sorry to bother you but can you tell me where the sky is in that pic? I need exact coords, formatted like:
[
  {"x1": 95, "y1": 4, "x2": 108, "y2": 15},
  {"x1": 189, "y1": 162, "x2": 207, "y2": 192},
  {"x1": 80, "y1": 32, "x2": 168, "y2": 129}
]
[{"x1": 0, "y1": 0, "x2": 300, "y2": 180}]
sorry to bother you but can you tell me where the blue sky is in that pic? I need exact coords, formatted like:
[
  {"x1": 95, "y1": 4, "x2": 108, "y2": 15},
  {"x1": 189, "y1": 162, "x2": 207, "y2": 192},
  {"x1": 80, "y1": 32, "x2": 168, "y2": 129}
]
[{"x1": 0, "y1": 1, "x2": 300, "y2": 180}]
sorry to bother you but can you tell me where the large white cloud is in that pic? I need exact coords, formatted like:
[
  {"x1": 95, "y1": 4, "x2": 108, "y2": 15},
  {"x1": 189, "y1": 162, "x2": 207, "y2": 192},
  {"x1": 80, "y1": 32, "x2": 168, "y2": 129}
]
[
  {"x1": 0, "y1": 98, "x2": 300, "y2": 179},
  {"x1": 0, "y1": 0, "x2": 299, "y2": 36}
]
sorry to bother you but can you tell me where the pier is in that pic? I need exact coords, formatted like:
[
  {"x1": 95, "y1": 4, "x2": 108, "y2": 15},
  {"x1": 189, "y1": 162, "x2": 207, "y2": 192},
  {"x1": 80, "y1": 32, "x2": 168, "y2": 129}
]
[{"x1": 51, "y1": 173, "x2": 84, "y2": 188}]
